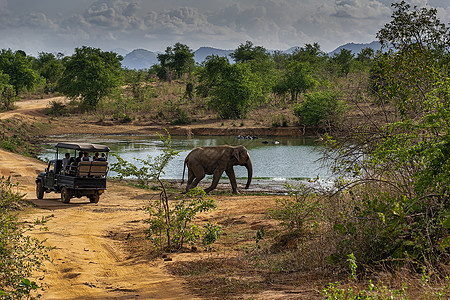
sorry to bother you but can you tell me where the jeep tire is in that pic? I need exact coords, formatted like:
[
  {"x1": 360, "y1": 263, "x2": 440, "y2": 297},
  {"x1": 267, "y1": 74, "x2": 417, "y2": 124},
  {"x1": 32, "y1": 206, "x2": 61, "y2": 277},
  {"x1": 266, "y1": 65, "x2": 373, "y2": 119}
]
[
  {"x1": 36, "y1": 181, "x2": 44, "y2": 199},
  {"x1": 89, "y1": 193, "x2": 100, "y2": 203},
  {"x1": 61, "y1": 187, "x2": 72, "y2": 204}
]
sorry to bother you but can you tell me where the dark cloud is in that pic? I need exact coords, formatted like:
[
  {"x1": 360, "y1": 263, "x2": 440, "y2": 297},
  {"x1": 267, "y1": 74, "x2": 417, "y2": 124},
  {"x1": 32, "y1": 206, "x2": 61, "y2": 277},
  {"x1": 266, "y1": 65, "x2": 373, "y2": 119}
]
[{"x1": 2, "y1": 0, "x2": 450, "y2": 55}]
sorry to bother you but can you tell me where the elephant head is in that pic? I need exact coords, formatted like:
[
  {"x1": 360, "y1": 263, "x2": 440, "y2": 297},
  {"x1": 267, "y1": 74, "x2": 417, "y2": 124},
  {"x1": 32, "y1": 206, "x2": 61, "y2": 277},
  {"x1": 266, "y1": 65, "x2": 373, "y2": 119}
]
[{"x1": 232, "y1": 145, "x2": 252, "y2": 189}]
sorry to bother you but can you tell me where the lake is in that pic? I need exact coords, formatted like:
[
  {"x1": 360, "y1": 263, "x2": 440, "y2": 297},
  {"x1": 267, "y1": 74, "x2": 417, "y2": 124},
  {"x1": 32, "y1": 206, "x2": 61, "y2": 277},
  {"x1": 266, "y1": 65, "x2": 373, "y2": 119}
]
[{"x1": 37, "y1": 135, "x2": 332, "y2": 189}]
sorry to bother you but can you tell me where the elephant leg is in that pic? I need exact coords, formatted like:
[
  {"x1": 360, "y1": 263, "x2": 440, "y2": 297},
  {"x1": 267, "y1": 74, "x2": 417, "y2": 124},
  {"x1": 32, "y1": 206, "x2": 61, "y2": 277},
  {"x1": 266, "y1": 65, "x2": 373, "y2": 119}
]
[
  {"x1": 204, "y1": 170, "x2": 223, "y2": 193},
  {"x1": 186, "y1": 169, "x2": 204, "y2": 192},
  {"x1": 225, "y1": 168, "x2": 238, "y2": 194},
  {"x1": 186, "y1": 169, "x2": 195, "y2": 186}
]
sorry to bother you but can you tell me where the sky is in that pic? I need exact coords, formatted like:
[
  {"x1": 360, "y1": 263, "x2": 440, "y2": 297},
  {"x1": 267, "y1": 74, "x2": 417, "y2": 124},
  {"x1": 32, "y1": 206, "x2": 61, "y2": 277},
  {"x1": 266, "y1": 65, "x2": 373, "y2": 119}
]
[{"x1": 1, "y1": 0, "x2": 450, "y2": 56}]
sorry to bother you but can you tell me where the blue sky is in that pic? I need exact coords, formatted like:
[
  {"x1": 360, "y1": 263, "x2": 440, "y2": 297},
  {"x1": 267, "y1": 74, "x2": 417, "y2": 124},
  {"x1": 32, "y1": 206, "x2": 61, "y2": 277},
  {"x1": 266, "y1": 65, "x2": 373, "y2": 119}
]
[{"x1": 1, "y1": 0, "x2": 449, "y2": 56}]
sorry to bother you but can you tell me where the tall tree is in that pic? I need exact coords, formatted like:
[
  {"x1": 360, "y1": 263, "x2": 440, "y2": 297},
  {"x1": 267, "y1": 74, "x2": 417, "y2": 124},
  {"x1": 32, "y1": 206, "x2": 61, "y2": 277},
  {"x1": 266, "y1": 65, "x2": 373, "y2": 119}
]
[
  {"x1": 273, "y1": 61, "x2": 316, "y2": 102},
  {"x1": 34, "y1": 52, "x2": 64, "y2": 86},
  {"x1": 230, "y1": 40, "x2": 269, "y2": 64},
  {"x1": 156, "y1": 43, "x2": 195, "y2": 81},
  {"x1": 0, "y1": 49, "x2": 37, "y2": 94},
  {"x1": 57, "y1": 46, "x2": 123, "y2": 109}
]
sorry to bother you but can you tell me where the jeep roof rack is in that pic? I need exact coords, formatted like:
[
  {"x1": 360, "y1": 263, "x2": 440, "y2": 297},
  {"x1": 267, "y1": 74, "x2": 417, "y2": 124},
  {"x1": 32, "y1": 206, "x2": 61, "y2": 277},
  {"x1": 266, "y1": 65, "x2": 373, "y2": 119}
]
[{"x1": 54, "y1": 142, "x2": 110, "y2": 152}]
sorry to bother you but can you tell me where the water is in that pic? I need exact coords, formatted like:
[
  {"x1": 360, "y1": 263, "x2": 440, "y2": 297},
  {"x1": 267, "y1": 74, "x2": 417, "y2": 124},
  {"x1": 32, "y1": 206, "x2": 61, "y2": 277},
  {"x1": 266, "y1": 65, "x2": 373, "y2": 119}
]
[{"x1": 37, "y1": 135, "x2": 331, "y2": 182}]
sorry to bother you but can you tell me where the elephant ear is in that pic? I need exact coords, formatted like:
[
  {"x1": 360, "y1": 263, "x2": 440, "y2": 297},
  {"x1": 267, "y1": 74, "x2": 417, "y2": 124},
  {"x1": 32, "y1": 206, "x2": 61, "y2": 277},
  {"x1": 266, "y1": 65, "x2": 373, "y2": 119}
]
[{"x1": 232, "y1": 148, "x2": 241, "y2": 162}]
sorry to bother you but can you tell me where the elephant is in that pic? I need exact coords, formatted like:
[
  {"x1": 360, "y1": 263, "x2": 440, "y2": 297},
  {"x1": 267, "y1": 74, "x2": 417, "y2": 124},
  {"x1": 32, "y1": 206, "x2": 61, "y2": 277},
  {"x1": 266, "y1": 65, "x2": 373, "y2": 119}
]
[{"x1": 182, "y1": 145, "x2": 253, "y2": 194}]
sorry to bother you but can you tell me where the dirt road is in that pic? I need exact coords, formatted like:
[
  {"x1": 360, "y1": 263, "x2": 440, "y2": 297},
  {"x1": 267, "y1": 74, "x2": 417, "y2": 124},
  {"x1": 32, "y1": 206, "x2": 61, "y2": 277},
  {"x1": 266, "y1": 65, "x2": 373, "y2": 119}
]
[{"x1": 0, "y1": 98, "x2": 198, "y2": 299}]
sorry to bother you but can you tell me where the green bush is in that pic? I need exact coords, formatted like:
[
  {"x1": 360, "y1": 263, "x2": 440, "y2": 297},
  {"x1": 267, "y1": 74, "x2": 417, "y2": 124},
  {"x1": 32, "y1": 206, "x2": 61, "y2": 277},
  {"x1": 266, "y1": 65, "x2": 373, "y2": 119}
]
[
  {"x1": 294, "y1": 91, "x2": 344, "y2": 126},
  {"x1": 268, "y1": 183, "x2": 322, "y2": 237},
  {"x1": 45, "y1": 100, "x2": 68, "y2": 116},
  {"x1": 110, "y1": 131, "x2": 220, "y2": 252},
  {"x1": 170, "y1": 107, "x2": 191, "y2": 125},
  {"x1": 0, "y1": 176, "x2": 49, "y2": 299}
]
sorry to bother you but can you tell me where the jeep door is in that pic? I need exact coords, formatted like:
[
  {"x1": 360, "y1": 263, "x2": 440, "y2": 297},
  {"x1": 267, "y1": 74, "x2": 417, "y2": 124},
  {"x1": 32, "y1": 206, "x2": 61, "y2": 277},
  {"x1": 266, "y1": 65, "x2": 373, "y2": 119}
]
[{"x1": 44, "y1": 161, "x2": 57, "y2": 188}]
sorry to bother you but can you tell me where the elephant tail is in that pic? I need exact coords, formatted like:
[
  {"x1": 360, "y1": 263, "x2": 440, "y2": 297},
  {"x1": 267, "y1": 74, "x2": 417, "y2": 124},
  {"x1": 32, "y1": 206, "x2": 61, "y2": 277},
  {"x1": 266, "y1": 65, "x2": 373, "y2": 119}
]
[{"x1": 181, "y1": 159, "x2": 187, "y2": 184}]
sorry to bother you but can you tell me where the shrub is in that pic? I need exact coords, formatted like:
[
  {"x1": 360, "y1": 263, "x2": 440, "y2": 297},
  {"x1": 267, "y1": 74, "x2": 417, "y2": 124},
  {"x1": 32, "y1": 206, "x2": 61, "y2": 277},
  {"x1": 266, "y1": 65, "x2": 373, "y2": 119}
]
[
  {"x1": 294, "y1": 91, "x2": 345, "y2": 126},
  {"x1": 268, "y1": 183, "x2": 322, "y2": 237},
  {"x1": 0, "y1": 176, "x2": 49, "y2": 299},
  {"x1": 110, "y1": 131, "x2": 220, "y2": 252},
  {"x1": 45, "y1": 100, "x2": 68, "y2": 116}
]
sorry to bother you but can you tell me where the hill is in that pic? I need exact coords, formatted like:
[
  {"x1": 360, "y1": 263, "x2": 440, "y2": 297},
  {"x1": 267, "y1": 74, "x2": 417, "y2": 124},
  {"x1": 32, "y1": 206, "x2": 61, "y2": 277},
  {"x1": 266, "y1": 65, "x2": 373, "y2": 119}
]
[
  {"x1": 329, "y1": 41, "x2": 382, "y2": 56},
  {"x1": 121, "y1": 49, "x2": 158, "y2": 70},
  {"x1": 194, "y1": 47, "x2": 234, "y2": 64}
]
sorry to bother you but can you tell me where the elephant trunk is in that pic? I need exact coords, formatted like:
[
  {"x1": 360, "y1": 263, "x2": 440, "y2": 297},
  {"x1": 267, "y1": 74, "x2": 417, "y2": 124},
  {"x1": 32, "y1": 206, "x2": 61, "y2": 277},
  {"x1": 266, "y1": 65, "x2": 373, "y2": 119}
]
[{"x1": 245, "y1": 157, "x2": 252, "y2": 189}]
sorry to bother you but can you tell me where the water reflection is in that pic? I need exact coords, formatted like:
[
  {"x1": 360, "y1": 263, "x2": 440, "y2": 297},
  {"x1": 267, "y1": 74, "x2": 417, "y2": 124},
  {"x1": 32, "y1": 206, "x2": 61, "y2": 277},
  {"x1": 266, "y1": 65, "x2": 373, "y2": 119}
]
[{"x1": 37, "y1": 135, "x2": 330, "y2": 180}]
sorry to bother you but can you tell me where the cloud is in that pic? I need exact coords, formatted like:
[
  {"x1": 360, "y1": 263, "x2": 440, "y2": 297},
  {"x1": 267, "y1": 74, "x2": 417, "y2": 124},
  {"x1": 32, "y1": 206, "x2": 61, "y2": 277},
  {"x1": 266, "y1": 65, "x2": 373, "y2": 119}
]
[
  {"x1": 7, "y1": 0, "x2": 450, "y2": 55},
  {"x1": 0, "y1": 0, "x2": 7, "y2": 14},
  {"x1": 333, "y1": 0, "x2": 390, "y2": 19}
]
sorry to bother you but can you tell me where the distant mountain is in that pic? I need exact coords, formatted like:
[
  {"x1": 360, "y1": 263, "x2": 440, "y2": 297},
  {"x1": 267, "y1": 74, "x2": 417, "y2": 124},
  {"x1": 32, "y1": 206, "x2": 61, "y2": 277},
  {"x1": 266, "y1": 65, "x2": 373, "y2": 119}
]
[
  {"x1": 329, "y1": 41, "x2": 382, "y2": 56},
  {"x1": 121, "y1": 49, "x2": 158, "y2": 70},
  {"x1": 194, "y1": 47, "x2": 234, "y2": 64}
]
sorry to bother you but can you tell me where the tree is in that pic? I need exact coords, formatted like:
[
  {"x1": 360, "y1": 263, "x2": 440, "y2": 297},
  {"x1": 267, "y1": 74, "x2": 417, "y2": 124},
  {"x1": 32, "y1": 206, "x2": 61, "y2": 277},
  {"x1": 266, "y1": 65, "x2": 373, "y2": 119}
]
[
  {"x1": 156, "y1": 43, "x2": 195, "y2": 81},
  {"x1": 196, "y1": 55, "x2": 230, "y2": 98},
  {"x1": 294, "y1": 91, "x2": 343, "y2": 126},
  {"x1": 57, "y1": 46, "x2": 123, "y2": 109},
  {"x1": 273, "y1": 61, "x2": 316, "y2": 102},
  {"x1": 325, "y1": 1, "x2": 450, "y2": 268},
  {"x1": 0, "y1": 72, "x2": 15, "y2": 110},
  {"x1": 331, "y1": 49, "x2": 354, "y2": 76},
  {"x1": 208, "y1": 63, "x2": 255, "y2": 119},
  {"x1": 230, "y1": 40, "x2": 269, "y2": 64},
  {"x1": 291, "y1": 43, "x2": 327, "y2": 65},
  {"x1": 34, "y1": 52, "x2": 64, "y2": 90},
  {"x1": 0, "y1": 49, "x2": 37, "y2": 94},
  {"x1": 377, "y1": 0, "x2": 450, "y2": 53}
]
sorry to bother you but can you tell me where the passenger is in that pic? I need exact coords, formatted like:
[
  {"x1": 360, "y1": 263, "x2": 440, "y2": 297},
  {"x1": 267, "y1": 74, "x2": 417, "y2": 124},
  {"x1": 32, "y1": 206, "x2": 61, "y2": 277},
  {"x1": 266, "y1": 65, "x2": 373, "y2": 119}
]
[
  {"x1": 62, "y1": 153, "x2": 71, "y2": 172},
  {"x1": 98, "y1": 152, "x2": 107, "y2": 161},
  {"x1": 82, "y1": 152, "x2": 93, "y2": 162},
  {"x1": 75, "y1": 152, "x2": 83, "y2": 164},
  {"x1": 93, "y1": 152, "x2": 100, "y2": 161}
]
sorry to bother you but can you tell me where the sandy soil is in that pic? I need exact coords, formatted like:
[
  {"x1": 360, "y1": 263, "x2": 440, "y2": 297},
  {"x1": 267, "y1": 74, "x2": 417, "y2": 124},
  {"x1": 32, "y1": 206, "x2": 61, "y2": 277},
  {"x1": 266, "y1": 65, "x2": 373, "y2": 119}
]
[
  {"x1": 0, "y1": 98, "x2": 200, "y2": 299},
  {"x1": 0, "y1": 98, "x2": 303, "y2": 299}
]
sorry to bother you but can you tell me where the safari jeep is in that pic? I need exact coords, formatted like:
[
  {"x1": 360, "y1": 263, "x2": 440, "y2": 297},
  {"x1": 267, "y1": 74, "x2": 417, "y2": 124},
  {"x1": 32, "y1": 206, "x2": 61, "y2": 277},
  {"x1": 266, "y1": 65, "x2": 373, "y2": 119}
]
[{"x1": 36, "y1": 142, "x2": 110, "y2": 203}]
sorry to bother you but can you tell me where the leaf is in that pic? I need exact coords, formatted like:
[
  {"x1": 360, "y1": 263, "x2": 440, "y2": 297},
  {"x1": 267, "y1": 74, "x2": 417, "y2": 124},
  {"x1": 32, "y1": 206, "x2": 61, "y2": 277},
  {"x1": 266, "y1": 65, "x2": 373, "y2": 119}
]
[{"x1": 443, "y1": 216, "x2": 450, "y2": 229}]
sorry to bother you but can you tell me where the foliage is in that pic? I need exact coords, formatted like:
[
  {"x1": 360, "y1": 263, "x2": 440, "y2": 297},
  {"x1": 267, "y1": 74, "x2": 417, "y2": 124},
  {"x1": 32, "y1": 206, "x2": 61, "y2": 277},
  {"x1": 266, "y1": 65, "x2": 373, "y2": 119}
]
[
  {"x1": 45, "y1": 100, "x2": 68, "y2": 117},
  {"x1": 57, "y1": 46, "x2": 123, "y2": 109},
  {"x1": 377, "y1": 1, "x2": 450, "y2": 52},
  {"x1": 122, "y1": 69, "x2": 153, "y2": 101},
  {"x1": 273, "y1": 60, "x2": 316, "y2": 102},
  {"x1": 0, "y1": 71, "x2": 15, "y2": 111},
  {"x1": 331, "y1": 49, "x2": 355, "y2": 76},
  {"x1": 294, "y1": 91, "x2": 344, "y2": 126},
  {"x1": 195, "y1": 55, "x2": 230, "y2": 98},
  {"x1": 169, "y1": 107, "x2": 191, "y2": 125},
  {"x1": 230, "y1": 41, "x2": 269, "y2": 64},
  {"x1": 146, "y1": 187, "x2": 218, "y2": 251},
  {"x1": 325, "y1": 1, "x2": 450, "y2": 270},
  {"x1": 204, "y1": 63, "x2": 255, "y2": 119},
  {"x1": 268, "y1": 183, "x2": 322, "y2": 236},
  {"x1": 156, "y1": 43, "x2": 195, "y2": 81},
  {"x1": 0, "y1": 49, "x2": 38, "y2": 94},
  {"x1": 0, "y1": 176, "x2": 49, "y2": 299},
  {"x1": 321, "y1": 281, "x2": 408, "y2": 300},
  {"x1": 33, "y1": 52, "x2": 64, "y2": 93},
  {"x1": 110, "y1": 131, "x2": 220, "y2": 252}
]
